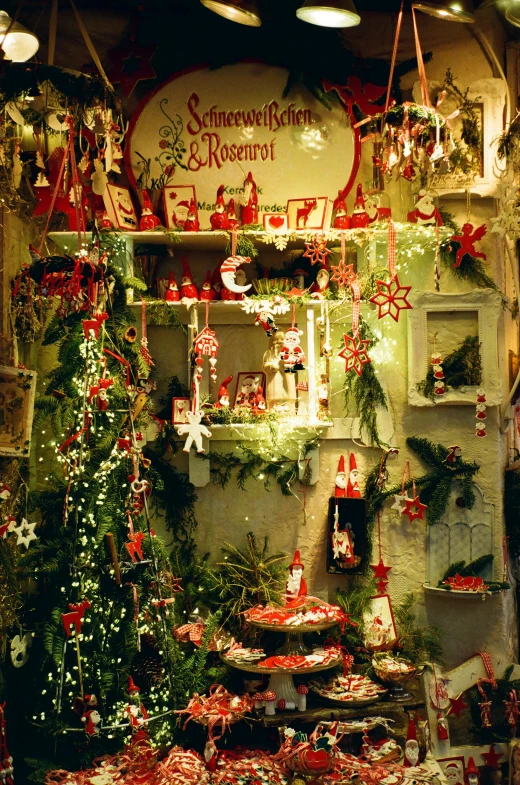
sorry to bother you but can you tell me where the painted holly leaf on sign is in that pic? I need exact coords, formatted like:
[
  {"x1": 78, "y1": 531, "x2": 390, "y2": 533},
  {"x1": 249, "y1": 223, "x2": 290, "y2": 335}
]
[
  {"x1": 338, "y1": 333, "x2": 371, "y2": 376},
  {"x1": 369, "y1": 275, "x2": 412, "y2": 322}
]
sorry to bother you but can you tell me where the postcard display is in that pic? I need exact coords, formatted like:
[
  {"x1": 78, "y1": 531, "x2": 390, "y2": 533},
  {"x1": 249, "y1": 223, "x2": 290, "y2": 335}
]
[{"x1": 6, "y1": 53, "x2": 519, "y2": 785}]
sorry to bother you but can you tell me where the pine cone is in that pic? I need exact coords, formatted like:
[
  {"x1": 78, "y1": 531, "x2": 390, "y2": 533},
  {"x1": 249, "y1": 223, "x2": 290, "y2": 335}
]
[{"x1": 132, "y1": 633, "x2": 165, "y2": 691}]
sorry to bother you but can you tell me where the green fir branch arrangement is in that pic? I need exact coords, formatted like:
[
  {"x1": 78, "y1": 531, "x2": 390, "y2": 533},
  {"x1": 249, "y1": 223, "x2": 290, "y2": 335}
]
[
  {"x1": 393, "y1": 593, "x2": 443, "y2": 664},
  {"x1": 438, "y1": 554, "x2": 509, "y2": 592},
  {"x1": 417, "y1": 335, "x2": 481, "y2": 400},
  {"x1": 225, "y1": 232, "x2": 259, "y2": 259},
  {"x1": 335, "y1": 578, "x2": 375, "y2": 661}
]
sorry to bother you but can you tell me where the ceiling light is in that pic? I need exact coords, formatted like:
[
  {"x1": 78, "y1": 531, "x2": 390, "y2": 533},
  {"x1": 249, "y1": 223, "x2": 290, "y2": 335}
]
[
  {"x1": 200, "y1": 0, "x2": 261, "y2": 26},
  {"x1": 296, "y1": 0, "x2": 360, "y2": 27},
  {"x1": 412, "y1": 0, "x2": 476, "y2": 22},
  {"x1": 0, "y1": 11, "x2": 39, "y2": 61},
  {"x1": 505, "y1": 2, "x2": 520, "y2": 27}
]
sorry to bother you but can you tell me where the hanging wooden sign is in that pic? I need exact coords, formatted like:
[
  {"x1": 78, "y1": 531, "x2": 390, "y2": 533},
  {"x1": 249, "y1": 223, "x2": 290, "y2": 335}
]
[{"x1": 125, "y1": 62, "x2": 361, "y2": 230}]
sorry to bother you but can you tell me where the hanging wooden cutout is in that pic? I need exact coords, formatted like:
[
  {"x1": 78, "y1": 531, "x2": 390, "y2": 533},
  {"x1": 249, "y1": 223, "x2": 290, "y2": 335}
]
[{"x1": 327, "y1": 455, "x2": 367, "y2": 575}]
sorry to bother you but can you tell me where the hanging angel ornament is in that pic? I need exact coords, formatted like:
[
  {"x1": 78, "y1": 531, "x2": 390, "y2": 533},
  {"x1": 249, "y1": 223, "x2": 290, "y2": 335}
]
[{"x1": 450, "y1": 223, "x2": 487, "y2": 268}]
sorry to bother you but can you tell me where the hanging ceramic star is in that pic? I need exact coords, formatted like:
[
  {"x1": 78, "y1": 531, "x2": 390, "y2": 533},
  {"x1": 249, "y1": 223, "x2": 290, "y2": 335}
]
[
  {"x1": 303, "y1": 235, "x2": 331, "y2": 266},
  {"x1": 370, "y1": 558, "x2": 392, "y2": 583},
  {"x1": 330, "y1": 260, "x2": 357, "y2": 289},
  {"x1": 369, "y1": 275, "x2": 412, "y2": 322},
  {"x1": 108, "y1": 41, "x2": 158, "y2": 98},
  {"x1": 481, "y1": 745, "x2": 503, "y2": 769},
  {"x1": 402, "y1": 496, "x2": 428, "y2": 522},
  {"x1": 338, "y1": 333, "x2": 371, "y2": 376},
  {"x1": 391, "y1": 494, "x2": 408, "y2": 513},
  {"x1": 13, "y1": 518, "x2": 37, "y2": 549},
  {"x1": 448, "y1": 693, "x2": 468, "y2": 719}
]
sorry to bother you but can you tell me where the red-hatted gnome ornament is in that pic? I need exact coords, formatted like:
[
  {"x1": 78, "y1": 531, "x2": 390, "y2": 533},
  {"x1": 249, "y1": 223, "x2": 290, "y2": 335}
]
[
  {"x1": 125, "y1": 677, "x2": 149, "y2": 740},
  {"x1": 335, "y1": 455, "x2": 347, "y2": 498},
  {"x1": 403, "y1": 717, "x2": 419, "y2": 767},
  {"x1": 347, "y1": 452, "x2": 361, "y2": 498},
  {"x1": 164, "y1": 270, "x2": 180, "y2": 302},
  {"x1": 180, "y1": 257, "x2": 199, "y2": 300},
  {"x1": 350, "y1": 184, "x2": 369, "y2": 229},
  {"x1": 227, "y1": 198, "x2": 239, "y2": 229},
  {"x1": 333, "y1": 190, "x2": 350, "y2": 230},
  {"x1": 139, "y1": 191, "x2": 161, "y2": 231},
  {"x1": 286, "y1": 550, "x2": 307, "y2": 608},
  {"x1": 465, "y1": 758, "x2": 480, "y2": 785},
  {"x1": 183, "y1": 199, "x2": 200, "y2": 232},
  {"x1": 200, "y1": 270, "x2": 218, "y2": 301},
  {"x1": 241, "y1": 172, "x2": 258, "y2": 225},
  {"x1": 281, "y1": 327, "x2": 306, "y2": 373},
  {"x1": 215, "y1": 376, "x2": 233, "y2": 409},
  {"x1": 210, "y1": 185, "x2": 229, "y2": 230}
]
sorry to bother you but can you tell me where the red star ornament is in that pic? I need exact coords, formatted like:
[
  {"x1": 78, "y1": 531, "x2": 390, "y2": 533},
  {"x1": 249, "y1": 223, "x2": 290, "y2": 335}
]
[
  {"x1": 331, "y1": 260, "x2": 358, "y2": 289},
  {"x1": 303, "y1": 235, "x2": 331, "y2": 266},
  {"x1": 338, "y1": 333, "x2": 371, "y2": 376},
  {"x1": 448, "y1": 693, "x2": 468, "y2": 719},
  {"x1": 481, "y1": 745, "x2": 503, "y2": 769},
  {"x1": 371, "y1": 559, "x2": 392, "y2": 583},
  {"x1": 369, "y1": 274, "x2": 412, "y2": 322},
  {"x1": 402, "y1": 496, "x2": 428, "y2": 522},
  {"x1": 108, "y1": 41, "x2": 157, "y2": 98},
  {"x1": 375, "y1": 577, "x2": 389, "y2": 594}
]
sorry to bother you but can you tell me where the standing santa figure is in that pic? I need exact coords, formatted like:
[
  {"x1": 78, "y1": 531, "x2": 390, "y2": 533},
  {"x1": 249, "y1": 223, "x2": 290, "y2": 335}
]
[
  {"x1": 403, "y1": 717, "x2": 420, "y2": 767},
  {"x1": 335, "y1": 455, "x2": 347, "y2": 498},
  {"x1": 347, "y1": 453, "x2": 361, "y2": 498},
  {"x1": 332, "y1": 191, "x2": 350, "y2": 229},
  {"x1": 280, "y1": 327, "x2": 306, "y2": 373},
  {"x1": 331, "y1": 457, "x2": 355, "y2": 568},
  {"x1": 183, "y1": 199, "x2": 200, "y2": 232},
  {"x1": 180, "y1": 257, "x2": 199, "y2": 300},
  {"x1": 285, "y1": 550, "x2": 307, "y2": 608},
  {"x1": 227, "y1": 198, "x2": 239, "y2": 229},
  {"x1": 241, "y1": 172, "x2": 259, "y2": 225},
  {"x1": 125, "y1": 677, "x2": 149, "y2": 741},
  {"x1": 407, "y1": 190, "x2": 443, "y2": 226},
  {"x1": 139, "y1": 191, "x2": 161, "y2": 231},
  {"x1": 210, "y1": 185, "x2": 229, "y2": 230}
]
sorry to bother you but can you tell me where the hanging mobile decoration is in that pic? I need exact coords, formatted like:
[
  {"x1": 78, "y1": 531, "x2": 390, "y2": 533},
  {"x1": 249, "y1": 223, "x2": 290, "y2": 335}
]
[
  {"x1": 476, "y1": 387, "x2": 487, "y2": 438},
  {"x1": 369, "y1": 221, "x2": 412, "y2": 322},
  {"x1": 370, "y1": 512, "x2": 392, "y2": 595},
  {"x1": 338, "y1": 238, "x2": 370, "y2": 377},
  {"x1": 139, "y1": 299, "x2": 154, "y2": 371},
  {"x1": 504, "y1": 690, "x2": 518, "y2": 733},
  {"x1": 194, "y1": 304, "x2": 220, "y2": 383},
  {"x1": 431, "y1": 338, "x2": 445, "y2": 397},
  {"x1": 303, "y1": 235, "x2": 331, "y2": 267}
]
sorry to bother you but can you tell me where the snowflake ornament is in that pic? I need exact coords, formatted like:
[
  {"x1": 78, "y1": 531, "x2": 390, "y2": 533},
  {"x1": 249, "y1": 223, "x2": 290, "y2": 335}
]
[
  {"x1": 369, "y1": 275, "x2": 412, "y2": 322},
  {"x1": 262, "y1": 233, "x2": 290, "y2": 251},
  {"x1": 338, "y1": 333, "x2": 371, "y2": 376},
  {"x1": 303, "y1": 235, "x2": 331, "y2": 266},
  {"x1": 330, "y1": 260, "x2": 358, "y2": 289},
  {"x1": 13, "y1": 518, "x2": 38, "y2": 549}
]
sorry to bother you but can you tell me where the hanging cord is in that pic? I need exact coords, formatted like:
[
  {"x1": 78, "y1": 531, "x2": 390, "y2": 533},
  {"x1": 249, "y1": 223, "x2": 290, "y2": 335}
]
[
  {"x1": 48, "y1": 0, "x2": 58, "y2": 65},
  {"x1": 411, "y1": 7, "x2": 432, "y2": 108},
  {"x1": 68, "y1": 0, "x2": 114, "y2": 91},
  {"x1": 384, "y1": 0, "x2": 405, "y2": 114}
]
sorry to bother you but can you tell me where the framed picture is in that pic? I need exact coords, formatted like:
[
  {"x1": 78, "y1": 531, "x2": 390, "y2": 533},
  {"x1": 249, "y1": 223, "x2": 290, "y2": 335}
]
[
  {"x1": 163, "y1": 185, "x2": 197, "y2": 230},
  {"x1": 286, "y1": 197, "x2": 328, "y2": 231},
  {"x1": 263, "y1": 213, "x2": 288, "y2": 232},
  {"x1": 0, "y1": 367, "x2": 37, "y2": 457},
  {"x1": 327, "y1": 497, "x2": 367, "y2": 574},
  {"x1": 407, "y1": 289, "x2": 502, "y2": 407},
  {"x1": 103, "y1": 185, "x2": 138, "y2": 231},
  {"x1": 438, "y1": 757, "x2": 466, "y2": 785},
  {"x1": 362, "y1": 594, "x2": 398, "y2": 652},
  {"x1": 233, "y1": 372, "x2": 266, "y2": 409},
  {"x1": 172, "y1": 397, "x2": 191, "y2": 424}
]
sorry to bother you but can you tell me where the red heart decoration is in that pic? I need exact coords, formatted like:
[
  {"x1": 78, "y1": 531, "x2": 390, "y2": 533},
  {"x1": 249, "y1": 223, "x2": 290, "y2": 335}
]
[
  {"x1": 269, "y1": 215, "x2": 284, "y2": 229},
  {"x1": 300, "y1": 749, "x2": 331, "y2": 772}
]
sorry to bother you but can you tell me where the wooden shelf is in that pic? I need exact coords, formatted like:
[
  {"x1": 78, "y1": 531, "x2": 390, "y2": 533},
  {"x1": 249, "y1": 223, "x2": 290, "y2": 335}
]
[{"x1": 136, "y1": 298, "x2": 335, "y2": 325}]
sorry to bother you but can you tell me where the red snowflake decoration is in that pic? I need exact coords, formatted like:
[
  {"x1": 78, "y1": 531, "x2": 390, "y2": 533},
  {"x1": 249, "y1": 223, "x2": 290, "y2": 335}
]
[
  {"x1": 330, "y1": 260, "x2": 358, "y2": 289},
  {"x1": 303, "y1": 235, "x2": 331, "y2": 266},
  {"x1": 402, "y1": 495, "x2": 428, "y2": 522},
  {"x1": 369, "y1": 274, "x2": 412, "y2": 322},
  {"x1": 338, "y1": 333, "x2": 371, "y2": 376}
]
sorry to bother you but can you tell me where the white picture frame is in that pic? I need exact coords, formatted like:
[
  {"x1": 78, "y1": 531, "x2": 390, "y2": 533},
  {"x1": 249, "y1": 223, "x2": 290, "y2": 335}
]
[
  {"x1": 163, "y1": 185, "x2": 197, "y2": 230},
  {"x1": 103, "y1": 185, "x2": 138, "y2": 231},
  {"x1": 407, "y1": 289, "x2": 502, "y2": 407}
]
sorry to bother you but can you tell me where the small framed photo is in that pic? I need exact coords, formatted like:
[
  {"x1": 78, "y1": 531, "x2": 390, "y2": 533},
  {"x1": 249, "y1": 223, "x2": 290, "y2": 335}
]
[
  {"x1": 172, "y1": 397, "x2": 191, "y2": 424},
  {"x1": 233, "y1": 372, "x2": 266, "y2": 409},
  {"x1": 163, "y1": 185, "x2": 197, "y2": 230},
  {"x1": 263, "y1": 213, "x2": 288, "y2": 232},
  {"x1": 287, "y1": 197, "x2": 328, "y2": 231},
  {"x1": 0, "y1": 367, "x2": 37, "y2": 457},
  {"x1": 363, "y1": 594, "x2": 398, "y2": 652},
  {"x1": 103, "y1": 185, "x2": 138, "y2": 231},
  {"x1": 438, "y1": 757, "x2": 466, "y2": 785}
]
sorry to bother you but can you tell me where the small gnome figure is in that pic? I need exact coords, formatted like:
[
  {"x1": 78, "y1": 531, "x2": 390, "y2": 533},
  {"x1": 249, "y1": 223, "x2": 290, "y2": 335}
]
[
  {"x1": 408, "y1": 190, "x2": 443, "y2": 226},
  {"x1": 98, "y1": 210, "x2": 113, "y2": 230},
  {"x1": 335, "y1": 455, "x2": 347, "y2": 498},
  {"x1": 446, "y1": 445, "x2": 462, "y2": 464},
  {"x1": 180, "y1": 257, "x2": 199, "y2": 300},
  {"x1": 210, "y1": 185, "x2": 229, "y2": 231},
  {"x1": 215, "y1": 376, "x2": 233, "y2": 409},
  {"x1": 332, "y1": 191, "x2": 350, "y2": 230},
  {"x1": 241, "y1": 172, "x2": 258, "y2": 225},
  {"x1": 281, "y1": 327, "x2": 305, "y2": 373},
  {"x1": 200, "y1": 271, "x2": 218, "y2": 301},
  {"x1": 227, "y1": 198, "x2": 239, "y2": 229},
  {"x1": 164, "y1": 271, "x2": 180, "y2": 302},
  {"x1": 436, "y1": 712, "x2": 449, "y2": 741},
  {"x1": 125, "y1": 677, "x2": 149, "y2": 740},
  {"x1": 285, "y1": 550, "x2": 307, "y2": 608},
  {"x1": 255, "y1": 388, "x2": 267, "y2": 414},
  {"x1": 347, "y1": 453, "x2": 361, "y2": 498},
  {"x1": 139, "y1": 191, "x2": 161, "y2": 231},
  {"x1": 82, "y1": 694, "x2": 101, "y2": 737},
  {"x1": 350, "y1": 184, "x2": 369, "y2": 229},
  {"x1": 211, "y1": 263, "x2": 223, "y2": 300},
  {"x1": 255, "y1": 308, "x2": 278, "y2": 337},
  {"x1": 465, "y1": 758, "x2": 480, "y2": 785},
  {"x1": 183, "y1": 199, "x2": 200, "y2": 232},
  {"x1": 403, "y1": 717, "x2": 420, "y2": 767}
]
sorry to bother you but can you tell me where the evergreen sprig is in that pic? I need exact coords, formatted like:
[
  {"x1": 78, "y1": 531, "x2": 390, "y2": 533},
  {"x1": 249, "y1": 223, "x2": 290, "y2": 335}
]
[{"x1": 393, "y1": 593, "x2": 443, "y2": 664}]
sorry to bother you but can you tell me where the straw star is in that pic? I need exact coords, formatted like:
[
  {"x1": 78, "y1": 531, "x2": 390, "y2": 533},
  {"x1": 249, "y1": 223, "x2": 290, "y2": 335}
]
[
  {"x1": 330, "y1": 260, "x2": 357, "y2": 289},
  {"x1": 338, "y1": 333, "x2": 371, "y2": 376},
  {"x1": 13, "y1": 518, "x2": 37, "y2": 549},
  {"x1": 303, "y1": 235, "x2": 331, "y2": 266},
  {"x1": 369, "y1": 274, "x2": 412, "y2": 322},
  {"x1": 402, "y1": 496, "x2": 428, "y2": 522}
]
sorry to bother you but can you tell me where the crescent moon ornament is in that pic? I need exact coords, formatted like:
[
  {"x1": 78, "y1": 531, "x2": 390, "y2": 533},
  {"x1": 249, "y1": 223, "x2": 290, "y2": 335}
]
[{"x1": 220, "y1": 255, "x2": 252, "y2": 294}]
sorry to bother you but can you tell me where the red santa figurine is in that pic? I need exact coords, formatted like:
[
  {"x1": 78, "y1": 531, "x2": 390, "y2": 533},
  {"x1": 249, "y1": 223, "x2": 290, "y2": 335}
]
[
  {"x1": 255, "y1": 308, "x2": 277, "y2": 337},
  {"x1": 241, "y1": 172, "x2": 258, "y2": 226},
  {"x1": 139, "y1": 191, "x2": 161, "y2": 231},
  {"x1": 164, "y1": 270, "x2": 180, "y2": 302},
  {"x1": 180, "y1": 257, "x2": 199, "y2": 300},
  {"x1": 183, "y1": 198, "x2": 200, "y2": 232},
  {"x1": 215, "y1": 376, "x2": 233, "y2": 409},
  {"x1": 350, "y1": 184, "x2": 369, "y2": 229},
  {"x1": 347, "y1": 453, "x2": 361, "y2": 498},
  {"x1": 335, "y1": 455, "x2": 347, "y2": 498},
  {"x1": 227, "y1": 198, "x2": 239, "y2": 229},
  {"x1": 403, "y1": 717, "x2": 419, "y2": 767},
  {"x1": 125, "y1": 677, "x2": 149, "y2": 740},
  {"x1": 285, "y1": 550, "x2": 307, "y2": 608},
  {"x1": 82, "y1": 694, "x2": 101, "y2": 736},
  {"x1": 332, "y1": 191, "x2": 350, "y2": 230},
  {"x1": 200, "y1": 270, "x2": 218, "y2": 301},
  {"x1": 281, "y1": 327, "x2": 305, "y2": 373},
  {"x1": 407, "y1": 190, "x2": 443, "y2": 226},
  {"x1": 210, "y1": 185, "x2": 229, "y2": 231},
  {"x1": 236, "y1": 375, "x2": 259, "y2": 408}
]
